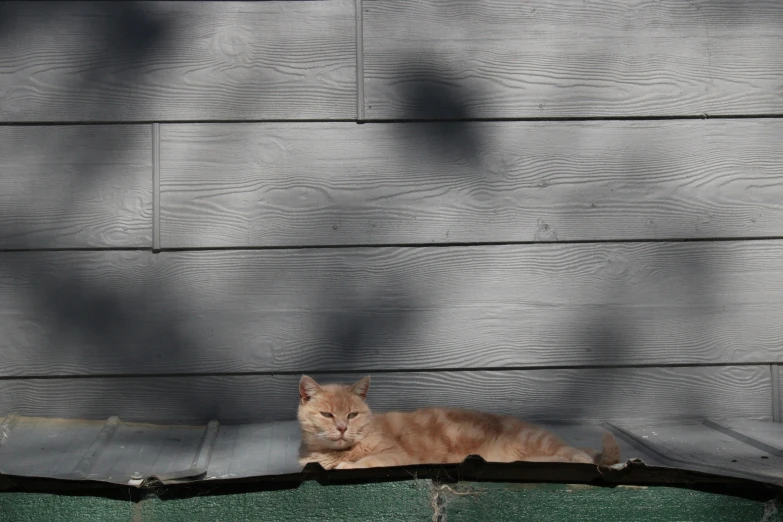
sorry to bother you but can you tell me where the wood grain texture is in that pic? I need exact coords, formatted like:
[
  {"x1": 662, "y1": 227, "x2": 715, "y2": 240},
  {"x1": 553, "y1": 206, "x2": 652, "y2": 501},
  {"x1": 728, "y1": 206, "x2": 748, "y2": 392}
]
[
  {"x1": 364, "y1": 0, "x2": 783, "y2": 118},
  {"x1": 0, "y1": 367, "x2": 771, "y2": 424},
  {"x1": 0, "y1": 126, "x2": 151, "y2": 248},
  {"x1": 160, "y1": 120, "x2": 783, "y2": 247},
  {"x1": 2, "y1": 242, "x2": 783, "y2": 376},
  {"x1": 0, "y1": 1, "x2": 355, "y2": 122},
  {"x1": 775, "y1": 365, "x2": 782, "y2": 423}
]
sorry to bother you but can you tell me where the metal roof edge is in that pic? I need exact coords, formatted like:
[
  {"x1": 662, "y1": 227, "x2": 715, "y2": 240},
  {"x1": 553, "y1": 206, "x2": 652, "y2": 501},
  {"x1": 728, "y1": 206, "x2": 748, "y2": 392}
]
[{"x1": 0, "y1": 458, "x2": 781, "y2": 504}]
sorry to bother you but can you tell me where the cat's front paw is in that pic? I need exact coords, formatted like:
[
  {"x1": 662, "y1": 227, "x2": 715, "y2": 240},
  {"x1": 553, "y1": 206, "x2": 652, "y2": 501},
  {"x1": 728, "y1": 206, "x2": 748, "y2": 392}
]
[{"x1": 299, "y1": 454, "x2": 338, "y2": 470}]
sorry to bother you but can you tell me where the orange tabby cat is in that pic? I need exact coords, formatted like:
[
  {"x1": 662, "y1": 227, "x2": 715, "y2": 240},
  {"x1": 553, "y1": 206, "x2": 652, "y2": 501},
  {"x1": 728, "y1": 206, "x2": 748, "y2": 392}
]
[{"x1": 297, "y1": 375, "x2": 621, "y2": 470}]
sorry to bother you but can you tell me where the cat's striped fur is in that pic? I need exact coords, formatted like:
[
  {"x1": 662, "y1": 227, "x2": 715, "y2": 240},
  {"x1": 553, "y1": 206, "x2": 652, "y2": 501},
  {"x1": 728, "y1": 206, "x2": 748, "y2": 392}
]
[{"x1": 297, "y1": 375, "x2": 621, "y2": 470}]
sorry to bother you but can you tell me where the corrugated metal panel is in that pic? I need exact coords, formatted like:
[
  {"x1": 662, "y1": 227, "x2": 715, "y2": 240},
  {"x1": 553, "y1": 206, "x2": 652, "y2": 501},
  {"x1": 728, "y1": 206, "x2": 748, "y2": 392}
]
[
  {"x1": 205, "y1": 421, "x2": 301, "y2": 480},
  {"x1": 0, "y1": 415, "x2": 781, "y2": 486},
  {"x1": 610, "y1": 420, "x2": 783, "y2": 485}
]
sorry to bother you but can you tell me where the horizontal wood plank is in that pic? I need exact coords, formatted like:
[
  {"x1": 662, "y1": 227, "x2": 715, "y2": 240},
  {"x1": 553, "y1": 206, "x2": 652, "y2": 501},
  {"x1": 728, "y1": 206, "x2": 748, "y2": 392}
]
[
  {"x1": 160, "y1": 120, "x2": 783, "y2": 247},
  {"x1": 0, "y1": 126, "x2": 151, "y2": 248},
  {"x1": 0, "y1": 367, "x2": 770, "y2": 424},
  {"x1": 0, "y1": 1, "x2": 355, "y2": 122},
  {"x1": 1, "y1": 242, "x2": 783, "y2": 376},
  {"x1": 364, "y1": 0, "x2": 783, "y2": 118}
]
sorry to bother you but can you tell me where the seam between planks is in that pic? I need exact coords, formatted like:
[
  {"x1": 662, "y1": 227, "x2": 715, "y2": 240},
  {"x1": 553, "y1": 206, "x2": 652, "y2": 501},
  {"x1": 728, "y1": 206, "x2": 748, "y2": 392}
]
[
  {"x1": 4, "y1": 236, "x2": 783, "y2": 254},
  {"x1": 124, "y1": 236, "x2": 783, "y2": 252},
  {"x1": 0, "y1": 362, "x2": 777, "y2": 381},
  {"x1": 6, "y1": 115, "x2": 783, "y2": 125},
  {"x1": 152, "y1": 123, "x2": 161, "y2": 252},
  {"x1": 355, "y1": 0, "x2": 365, "y2": 122},
  {"x1": 774, "y1": 364, "x2": 781, "y2": 422}
]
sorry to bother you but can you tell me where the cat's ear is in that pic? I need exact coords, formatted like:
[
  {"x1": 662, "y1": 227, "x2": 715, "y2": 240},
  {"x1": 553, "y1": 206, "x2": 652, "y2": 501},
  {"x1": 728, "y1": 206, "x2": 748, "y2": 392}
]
[
  {"x1": 299, "y1": 375, "x2": 321, "y2": 402},
  {"x1": 349, "y1": 376, "x2": 371, "y2": 399}
]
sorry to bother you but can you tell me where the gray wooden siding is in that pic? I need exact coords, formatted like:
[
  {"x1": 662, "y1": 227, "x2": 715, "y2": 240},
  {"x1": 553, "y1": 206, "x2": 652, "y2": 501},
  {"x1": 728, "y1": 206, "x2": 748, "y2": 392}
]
[
  {"x1": 1, "y1": 243, "x2": 783, "y2": 376},
  {"x1": 0, "y1": 126, "x2": 152, "y2": 248},
  {"x1": 0, "y1": 367, "x2": 770, "y2": 424},
  {"x1": 0, "y1": 1, "x2": 356, "y2": 122},
  {"x1": 775, "y1": 365, "x2": 782, "y2": 422},
  {"x1": 364, "y1": 0, "x2": 783, "y2": 119},
  {"x1": 161, "y1": 120, "x2": 783, "y2": 247},
  {"x1": 0, "y1": 1, "x2": 781, "y2": 425}
]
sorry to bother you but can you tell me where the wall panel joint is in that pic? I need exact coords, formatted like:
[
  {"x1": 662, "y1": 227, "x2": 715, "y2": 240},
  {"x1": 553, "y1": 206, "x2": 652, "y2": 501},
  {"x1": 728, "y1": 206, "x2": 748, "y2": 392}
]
[
  {"x1": 772, "y1": 364, "x2": 781, "y2": 423},
  {"x1": 152, "y1": 123, "x2": 161, "y2": 252},
  {"x1": 355, "y1": 0, "x2": 365, "y2": 122}
]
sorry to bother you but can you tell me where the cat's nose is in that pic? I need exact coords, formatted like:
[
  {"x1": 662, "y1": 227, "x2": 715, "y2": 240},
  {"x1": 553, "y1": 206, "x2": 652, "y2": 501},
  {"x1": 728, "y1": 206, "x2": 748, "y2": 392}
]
[{"x1": 336, "y1": 422, "x2": 347, "y2": 433}]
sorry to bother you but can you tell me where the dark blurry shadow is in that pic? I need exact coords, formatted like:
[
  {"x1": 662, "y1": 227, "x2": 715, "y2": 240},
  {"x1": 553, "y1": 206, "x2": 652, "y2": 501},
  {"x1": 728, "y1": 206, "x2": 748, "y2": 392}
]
[
  {"x1": 0, "y1": 2, "x2": 196, "y2": 421},
  {"x1": 390, "y1": 53, "x2": 486, "y2": 171},
  {"x1": 0, "y1": 0, "x2": 760, "y2": 427}
]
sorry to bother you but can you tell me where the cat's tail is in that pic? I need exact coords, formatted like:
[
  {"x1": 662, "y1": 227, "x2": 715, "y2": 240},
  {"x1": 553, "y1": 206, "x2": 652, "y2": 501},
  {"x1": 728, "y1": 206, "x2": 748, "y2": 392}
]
[{"x1": 591, "y1": 432, "x2": 621, "y2": 466}]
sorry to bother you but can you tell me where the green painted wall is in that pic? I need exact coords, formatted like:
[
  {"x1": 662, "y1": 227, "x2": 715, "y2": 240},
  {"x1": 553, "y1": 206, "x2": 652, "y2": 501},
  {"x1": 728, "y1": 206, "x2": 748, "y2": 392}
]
[
  {"x1": 0, "y1": 482, "x2": 780, "y2": 522},
  {"x1": 139, "y1": 481, "x2": 433, "y2": 522},
  {"x1": 440, "y1": 483, "x2": 781, "y2": 522}
]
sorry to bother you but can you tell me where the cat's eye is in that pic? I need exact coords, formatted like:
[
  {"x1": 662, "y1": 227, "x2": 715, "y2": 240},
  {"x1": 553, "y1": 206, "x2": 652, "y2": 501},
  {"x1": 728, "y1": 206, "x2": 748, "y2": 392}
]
[
  {"x1": 347, "y1": 412, "x2": 358, "y2": 419},
  {"x1": 320, "y1": 412, "x2": 333, "y2": 418}
]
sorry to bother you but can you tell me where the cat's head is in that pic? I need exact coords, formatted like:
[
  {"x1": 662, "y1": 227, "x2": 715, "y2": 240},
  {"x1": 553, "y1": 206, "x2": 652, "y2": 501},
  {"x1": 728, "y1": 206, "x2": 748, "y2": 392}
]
[{"x1": 297, "y1": 375, "x2": 373, "y2": 451}]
